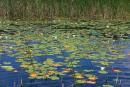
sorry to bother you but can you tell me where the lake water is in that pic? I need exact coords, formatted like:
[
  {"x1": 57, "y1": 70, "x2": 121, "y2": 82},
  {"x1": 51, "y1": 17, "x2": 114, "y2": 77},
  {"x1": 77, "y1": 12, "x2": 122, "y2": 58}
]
[{"x1": 0, "y1": 23, "x2": 130, "y2": 87}]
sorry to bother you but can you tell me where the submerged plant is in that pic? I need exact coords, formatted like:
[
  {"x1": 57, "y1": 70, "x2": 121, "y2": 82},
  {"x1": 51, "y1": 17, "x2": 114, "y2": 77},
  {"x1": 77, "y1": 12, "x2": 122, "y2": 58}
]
[{"x1": 112, "y1": 69, "x2": 123, "y2": 86}]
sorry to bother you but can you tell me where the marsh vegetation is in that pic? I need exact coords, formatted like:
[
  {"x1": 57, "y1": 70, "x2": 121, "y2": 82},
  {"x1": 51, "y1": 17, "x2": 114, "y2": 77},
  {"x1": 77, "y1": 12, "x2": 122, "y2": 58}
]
[
  {"x1": 0, "y1": 0, "x2": 130, "y2": 87},
  {"x1": 0, "y1": 0, "x2": 130, "y2": 20}
]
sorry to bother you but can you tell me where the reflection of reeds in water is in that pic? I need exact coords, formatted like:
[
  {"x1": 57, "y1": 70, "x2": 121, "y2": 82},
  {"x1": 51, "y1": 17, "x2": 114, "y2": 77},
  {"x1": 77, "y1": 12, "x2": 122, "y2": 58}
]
[
  {"x1": 13, "y1": 82, "x2": 16, "y2": 87},
  {"x1": 0, "y1": 0, "x2": 130, "y2": 20}
]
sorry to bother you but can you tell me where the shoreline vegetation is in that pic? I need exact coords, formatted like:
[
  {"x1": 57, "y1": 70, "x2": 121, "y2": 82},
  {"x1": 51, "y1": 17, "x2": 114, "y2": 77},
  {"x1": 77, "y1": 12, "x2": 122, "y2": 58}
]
[
  {"x1": 0, "y1": 0, "x2": 130, "y2": 21},
  {"x1": 0, "y1": 20, "x2": 130, "y2": 40}
]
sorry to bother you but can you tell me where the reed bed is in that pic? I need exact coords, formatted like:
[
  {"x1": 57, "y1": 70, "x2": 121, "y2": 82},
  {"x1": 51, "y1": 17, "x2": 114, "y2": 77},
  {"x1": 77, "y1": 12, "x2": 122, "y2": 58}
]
[{"x1": 0, "y1": 0, "x2": 130, "y2": 20}]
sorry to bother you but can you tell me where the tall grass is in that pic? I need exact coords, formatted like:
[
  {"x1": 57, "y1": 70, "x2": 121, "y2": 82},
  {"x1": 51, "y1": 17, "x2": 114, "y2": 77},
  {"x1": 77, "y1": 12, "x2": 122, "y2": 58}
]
[{"x1": 0, "y1": 0, "x2": 130, "y2": 20}]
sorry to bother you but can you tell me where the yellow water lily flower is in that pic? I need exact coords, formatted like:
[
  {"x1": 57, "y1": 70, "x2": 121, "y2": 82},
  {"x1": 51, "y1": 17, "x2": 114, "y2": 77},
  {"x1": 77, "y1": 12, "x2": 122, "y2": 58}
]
[
  {"x1": 88, "y1": 76, "x2": 97, "y2": 81},
  {"x1": 30, "y1": 73, "x2": 37, "y2": 78}
]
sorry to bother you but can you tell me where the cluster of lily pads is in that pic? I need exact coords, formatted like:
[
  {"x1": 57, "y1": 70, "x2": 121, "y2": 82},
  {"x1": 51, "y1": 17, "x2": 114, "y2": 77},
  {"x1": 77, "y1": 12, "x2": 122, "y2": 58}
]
[{"x1": 0, "y1": 20, "x2": 130, "y2": 86}]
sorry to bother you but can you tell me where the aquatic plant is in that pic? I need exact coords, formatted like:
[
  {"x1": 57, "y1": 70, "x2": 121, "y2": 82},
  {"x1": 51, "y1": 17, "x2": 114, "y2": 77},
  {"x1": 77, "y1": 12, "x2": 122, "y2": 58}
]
[
  {"x1": 1, "y1": 66, "x2": 15, "y2": 71},
  {"x1": 0, "y1": 0, "x2": 130, "y2": 20},
  {"x1": 0, "y1": 21, "x2": 129, "y2": 86},
  {"x1": 112, "y1": 69, "x2": 123, "y2": 86},
  {"x1": 103, "y1": 84, "x2": 114, "y2": 87}
]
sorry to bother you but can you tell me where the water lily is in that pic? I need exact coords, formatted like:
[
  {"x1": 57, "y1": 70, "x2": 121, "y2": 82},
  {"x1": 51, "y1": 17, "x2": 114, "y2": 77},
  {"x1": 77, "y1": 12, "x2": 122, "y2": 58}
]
[
  {"x1": 43, "y1": 74, "x2": 49, "y2": 79},
  {"x1": 98, "y1": 70, "x2": 108, "y2": 74},
  {"x1": 88, "y1": 76, "x2": 97, "y2": 81},
  {"x1": 9, "y1": 46, "x2": 13, "y2": 49},
  {"x1": 86, "y1": 74, "x2": 97, "y2": 81},
  {"x1": 73, "y1": 73, "x2": 84, "y2": 79},
  {"x1": 64, "y1": 45, "x2": 70, "y2": 48},
  {"x1": 52, "y1": 63, "x2": 61, "y2": 67},
  {"x1": 5, "y1": 36, "x2": 8, "y2": 39},
  {"x1": 30, "y1": 72, "x2": 37, "y2": 78},
  {"x1": 82, "y1": 22, "x2": 85, "y2": 25},
  {"x1": 86, "y1": 80, "x2": 96, "y2": 84},
  {"x1": 128, "y1": 52, "x2": 130, "y2": 56},
  {"x1": 72, "y1": 35, "x2": 76, "y2": 37},
  {"x1": 106, "y1": 25, "x2": 110, "y2": 28},
  {"x1": 112, "y1": 69, "x2": 122, "y2": 72},
  {"x1": 75, "y1": 80, "x2": 87, "y2": 84},
  {"x1": 74, "y1": 75, "x2": 84, "y2": 79},
  {"x1": 66, "y1": 36, "x2": 69, "y2": 38},
  {"x1": 13, "y1": 70, "x2": 18, "y2": 72},
  {"x1": 75, "y1": 23, "x2": 78, "y2": 25},
  {"x1": 53, "y1": 36, "x2": 57, "y2": 39},
  {"x1": 48, "y1": 71, "x2": 55, "y2": 75},
  {"x1": 1, "y1": 21, "x2": 128, "y2": 86},
  {"x1": 75, "y1": 80, "x2": 96, "y2": 84},
  {"x1": 101, "y1": 67, "x2": 105, "y2": 70},
  {"x1": 25, "y1": 49, "x2": 32, "y2": 54},
  {"x1": 0, "y1": 36, "x2": 2, "y2": 39},
  {"x1": 103, "y1": 84, "x2": 113, "y2": 87},
  {"x1": 1, "y1": 66, "x2": 15, "y2": 71},
  {"x1": 63, "y1": 68, "x2": 73, "y2": 73}
]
